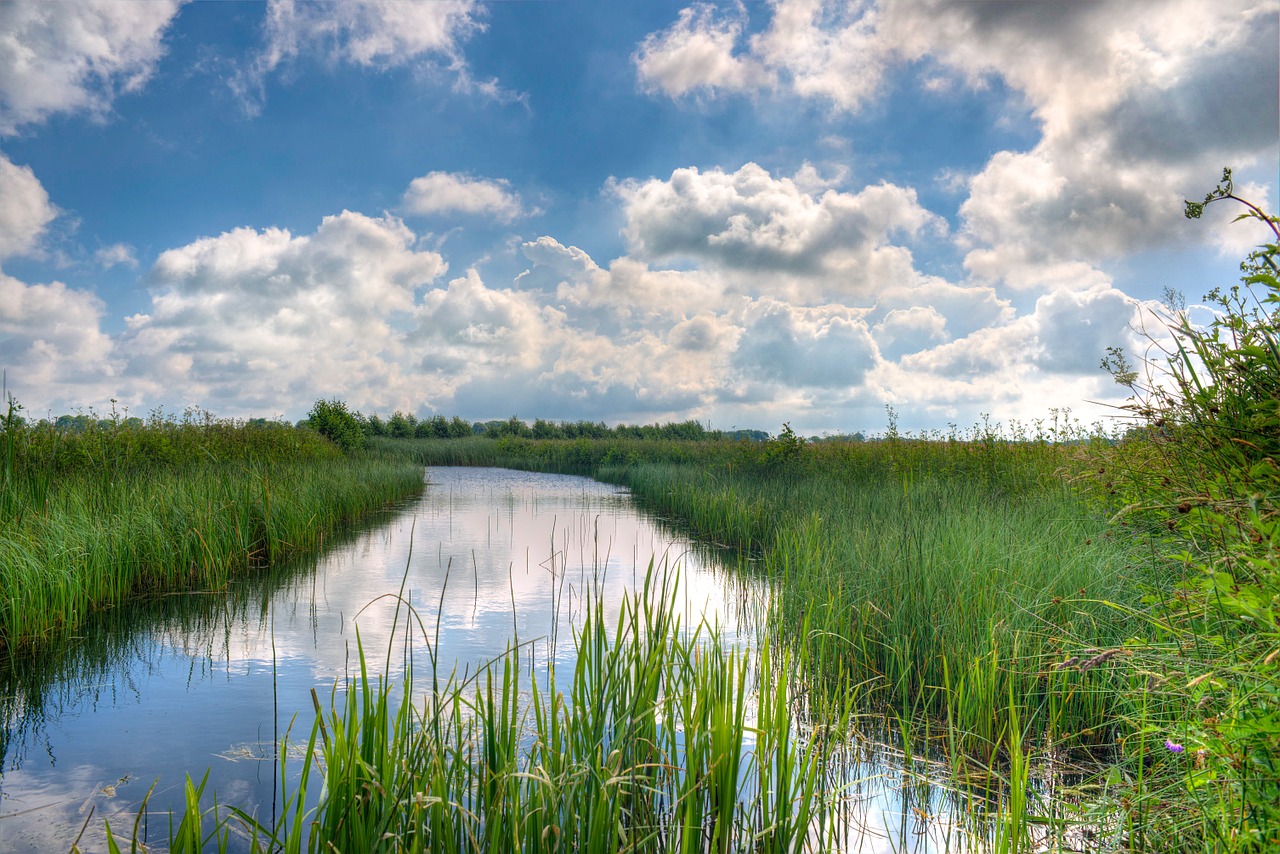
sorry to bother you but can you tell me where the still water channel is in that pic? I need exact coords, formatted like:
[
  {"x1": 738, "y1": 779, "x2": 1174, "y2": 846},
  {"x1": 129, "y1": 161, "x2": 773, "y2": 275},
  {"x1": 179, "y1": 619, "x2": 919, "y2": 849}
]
[{"x1": 1, "y1": 467, "x2": 986, "y2": 853}]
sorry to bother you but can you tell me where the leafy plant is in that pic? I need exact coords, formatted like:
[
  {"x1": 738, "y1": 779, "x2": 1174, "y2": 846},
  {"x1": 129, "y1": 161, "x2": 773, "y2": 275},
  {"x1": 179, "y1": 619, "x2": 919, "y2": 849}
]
[
  {"x1": 1097, "y1": 169, "x2": 1280, "y2": 850},
  {"x1": 305, "y1": 398, "x2": 365, "y2": 453}
]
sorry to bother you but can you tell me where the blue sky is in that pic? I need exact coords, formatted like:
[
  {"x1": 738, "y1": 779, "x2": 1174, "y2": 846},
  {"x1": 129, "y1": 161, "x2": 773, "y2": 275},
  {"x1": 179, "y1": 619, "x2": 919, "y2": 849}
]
[{"x1": 1, "y1": 1, "x2": 1276, "y2": 434}]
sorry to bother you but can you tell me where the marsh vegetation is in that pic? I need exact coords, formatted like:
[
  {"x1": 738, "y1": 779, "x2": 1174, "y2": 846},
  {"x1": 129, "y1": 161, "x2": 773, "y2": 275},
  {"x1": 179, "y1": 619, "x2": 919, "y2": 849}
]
[{"x1": 2, "y1": 174, "x2": 1277, "y2": 851}]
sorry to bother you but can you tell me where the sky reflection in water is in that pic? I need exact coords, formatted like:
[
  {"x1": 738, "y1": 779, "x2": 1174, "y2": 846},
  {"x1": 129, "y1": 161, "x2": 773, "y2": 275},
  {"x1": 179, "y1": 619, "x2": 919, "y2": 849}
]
[{"x1": 1, "y1": 467, "x2": 993, "y2": 853}]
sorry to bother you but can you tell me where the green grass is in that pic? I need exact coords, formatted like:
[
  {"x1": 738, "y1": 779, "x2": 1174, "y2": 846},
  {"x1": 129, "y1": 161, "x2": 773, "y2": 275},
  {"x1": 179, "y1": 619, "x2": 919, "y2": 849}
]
[
  {"x1": 75, "y1": 429, "x2": 1153, "y2": 852},
  {"x1": 379, "y1": 434, "x2": 1145, "y2": 755},
  {"x1": 149, "y1": 565, "x2": 844, "y2": 853},
  {"x1": 0, "y1": 413, "x2": 425, "y2": 655}
]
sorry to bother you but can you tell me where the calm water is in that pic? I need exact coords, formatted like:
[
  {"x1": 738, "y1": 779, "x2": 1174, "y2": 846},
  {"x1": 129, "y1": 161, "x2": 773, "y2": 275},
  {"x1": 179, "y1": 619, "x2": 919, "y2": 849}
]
[
  {"x1": 0, "y1": 468, "x2": 764, "y2": 852},
  {"x1": 0, "y1": 467, "x2": 1007, "y2": 853}
]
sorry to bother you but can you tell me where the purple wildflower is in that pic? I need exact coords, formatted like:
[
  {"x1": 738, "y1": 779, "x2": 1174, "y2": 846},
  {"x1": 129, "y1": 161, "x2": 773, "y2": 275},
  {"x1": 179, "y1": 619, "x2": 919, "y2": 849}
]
[{"x1": 1165, "y1": 739, "x2": 1185, "y2": 753}]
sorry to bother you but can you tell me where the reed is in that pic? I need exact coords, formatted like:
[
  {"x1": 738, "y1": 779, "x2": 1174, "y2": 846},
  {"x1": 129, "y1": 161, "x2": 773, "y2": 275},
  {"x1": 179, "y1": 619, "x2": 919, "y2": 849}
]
[
  {"x1": 0, "y1": 412, "x2": 425, "y2": 655},
  {"x1": 389, "y1": 434, "x2": 1141, "y2": 750},
  {"x1": 149, "y1": 565, "x2": 845, "y2": 853}
]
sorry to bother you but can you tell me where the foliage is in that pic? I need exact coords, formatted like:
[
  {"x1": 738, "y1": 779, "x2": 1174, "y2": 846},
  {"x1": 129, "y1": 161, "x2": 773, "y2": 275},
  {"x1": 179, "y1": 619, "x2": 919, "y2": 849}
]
[
  {"x1": 305, "y1": 398, "x2": 365, "y2": 452},
  {"x1": 373, "y1": 425, "x2": 1139, "y2": 754},
  {"x1": 143, "y1": 566, "x2": 838, "y2": 852},
  {"x1": 0, "y1": 411, "x2": 423, "y2": 654},
  {"x1": 756, "y1": 422, "x2": 806, "y2": 471},
  {"x1": 1095, "y1": 171, "x2": 1280, "y2": 850}
]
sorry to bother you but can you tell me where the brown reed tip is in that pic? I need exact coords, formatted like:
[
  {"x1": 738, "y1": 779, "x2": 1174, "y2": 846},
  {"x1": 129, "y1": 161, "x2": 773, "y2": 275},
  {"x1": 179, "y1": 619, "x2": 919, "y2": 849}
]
[
  {"x1": 1187, "y1": 672, "x2": 1214, "y2": 689},
  {"x1": 1079, "y1": 648, "x2": 1124, "y2": 671}
]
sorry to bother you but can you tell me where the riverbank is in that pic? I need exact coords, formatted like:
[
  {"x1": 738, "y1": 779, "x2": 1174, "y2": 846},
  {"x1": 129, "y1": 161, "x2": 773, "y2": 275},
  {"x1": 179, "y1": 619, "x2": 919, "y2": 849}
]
[
  {"x1": 0, "y1": 411, "x2": 425, "y2": 656},
  {"x1": 376, "y1": 426, "x2": 1277, "y2": 851}
]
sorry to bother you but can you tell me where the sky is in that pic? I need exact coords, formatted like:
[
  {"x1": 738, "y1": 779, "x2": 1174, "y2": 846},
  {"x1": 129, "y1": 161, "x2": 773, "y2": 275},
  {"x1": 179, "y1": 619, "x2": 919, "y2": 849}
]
[{"x1": 1, "y1": 0, "x2": 1277, "y2": 435}]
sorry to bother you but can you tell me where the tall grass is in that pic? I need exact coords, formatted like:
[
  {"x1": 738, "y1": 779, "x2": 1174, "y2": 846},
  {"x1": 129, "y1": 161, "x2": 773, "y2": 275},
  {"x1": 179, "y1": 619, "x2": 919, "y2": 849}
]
[
  {"x1": 0, "y1": 407, "x2": 425, "y2": 655},
  {"x1": 623, "y1": 443, "x2": 1143, "y2": 754},
  {"x1": 379, "y1": 433, "x2": 1144, "y2": 758},
  {"x1": 149, "y1": 566, "x2": 844, "y2": 853}
]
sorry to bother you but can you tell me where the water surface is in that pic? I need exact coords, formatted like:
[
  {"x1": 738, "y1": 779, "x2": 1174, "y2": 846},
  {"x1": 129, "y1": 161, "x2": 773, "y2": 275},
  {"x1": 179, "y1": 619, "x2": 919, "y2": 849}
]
[
  {"x1": 0, "y1": 466, "x2": 1024, "y2": 853},
  {"x1": 0, "y1": 467, "x2": 758, "y2": 852}
]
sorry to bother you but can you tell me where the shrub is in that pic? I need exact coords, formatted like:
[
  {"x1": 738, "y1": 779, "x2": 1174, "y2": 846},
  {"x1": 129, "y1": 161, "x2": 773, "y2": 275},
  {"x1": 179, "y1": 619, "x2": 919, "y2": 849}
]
[
  {"x1": 1099, "y1": 169, "x2": 1280, "y2": 849},
  {"x1": 306, "y1": 398, "x2": 365, "y2": 453}
]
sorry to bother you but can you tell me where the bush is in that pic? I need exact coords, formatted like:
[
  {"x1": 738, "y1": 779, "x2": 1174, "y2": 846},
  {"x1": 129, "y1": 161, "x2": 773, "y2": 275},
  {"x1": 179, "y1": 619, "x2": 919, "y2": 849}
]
[
  {"x1": 306, "y1": 398, "x2": 365, "y2": 453},
  {"x1": 1099, "y1": 169, "x2": 1280, "y2": 849}
]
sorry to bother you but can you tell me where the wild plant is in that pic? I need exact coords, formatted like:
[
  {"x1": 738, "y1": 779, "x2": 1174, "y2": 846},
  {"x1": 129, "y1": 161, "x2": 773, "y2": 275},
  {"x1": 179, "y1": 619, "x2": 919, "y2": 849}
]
[
  {"x1": 1095, "y1": 168, "x2": 1280, "y2": 850},
  {"x1": 145, "y1": 563, "x2": 842, "y2": 852}
]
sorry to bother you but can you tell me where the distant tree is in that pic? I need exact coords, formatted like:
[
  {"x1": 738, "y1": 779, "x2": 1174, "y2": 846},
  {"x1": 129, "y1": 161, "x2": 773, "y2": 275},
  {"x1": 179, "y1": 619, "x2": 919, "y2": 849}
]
[
  {"x1": 363, "y1": 413, "x2": 387, "y2": 437},
  {"x1": 306, "y1": 399, "x2": 365, "y2": 452},
  {"x1": 532, "y1": 418, "x2": 565, "y2": 439},
  {"x1": 449, "y1": 416, "x2": 472, "y2": 438},
  {"x1": 55, "y1": 414, "x2": 93, "y2": 433},
  {"x1": 426, "y1": 415, "x2": 449, "y2": 438},
  {"x1": 388, "y1": 410, "x2": 415, "y2": 439}
]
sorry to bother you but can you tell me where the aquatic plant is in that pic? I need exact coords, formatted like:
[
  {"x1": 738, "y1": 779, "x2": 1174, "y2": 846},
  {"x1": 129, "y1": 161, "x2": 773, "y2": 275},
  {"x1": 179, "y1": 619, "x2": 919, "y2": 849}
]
[
  {"x1": 146, "y1": 565, "x2": 843, "y2": 853},
  {"x1": 0, "y1": 412, "x2": 424, "y2": 654}
]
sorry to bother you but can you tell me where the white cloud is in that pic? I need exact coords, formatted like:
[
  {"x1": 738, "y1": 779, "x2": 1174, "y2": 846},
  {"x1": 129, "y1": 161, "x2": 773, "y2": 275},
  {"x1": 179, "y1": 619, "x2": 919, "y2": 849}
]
[
  {"x1": 883, "y1": 0, "x2": 1280, "y2": 284},
  {"x1": 871, "y1": 306, "x2": 948, "y2": 361},
  {"x1": 0, "y1": 272, "x2": 118, "y2": 409},
  {"x1": 636, "y1": 0, "x2": 1278, "y2": 286},
  {"x1": 93, "y1": 243, "x2": 138, "y2": 270},
  {"x1": 403, "y1": 172, "x2": 527, "y2": 222},
  {"x1": 892, "y1": 282, "x2": 1144, "y2": 398},
  {"x1": 0, "y1": 1, "x2": 185, "y2": 134},
  {"x1": 413, "y1": 268, "x2": 554, "y2": 375},
  {"x1": 1031, "y1": 284, "x2": 1142, "y2": 376},
  {"x1": 747, "y1": 0, "x2": 886, "y2": 112},
  {"x1": 733, "y1": 299, "x2": 878, "y2": 388},
  {"x1": 0, "y1": 154, "x2": 56, "y2": 258},
  {"x1": 235, "y1": 0, "x2": 501, "y2": 110},
  {"x1": 614, "y1": 163, "x2": 942, "y2": 301},
  {"x1": 0, "y1": 154, "x2": 118, "y2": 411},
  {"x1": 635, "y1": 0, "x2": 885, "y2": 111},
  {"x1": 634, "y1": 2, "x2": 772, "y2": 99},
  {"x1": 260, "y1": 0, "x2": 480, "y2": 70},
  {"x1": 125, "y1": 211, "x2": 447, "y2": 414}
]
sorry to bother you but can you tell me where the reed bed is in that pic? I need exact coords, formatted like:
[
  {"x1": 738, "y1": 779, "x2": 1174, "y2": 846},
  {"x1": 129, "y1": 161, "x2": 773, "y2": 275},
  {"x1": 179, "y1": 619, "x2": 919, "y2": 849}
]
[
  {"x1": 379, "y1": 434, "x2": 1143, "y2": 756},
  {"x1": 0, "y1": 412, "x2": 425, "y2": 655},
  {"x1": 147, "y1": 567, "x2": 846, "y2": 853}
]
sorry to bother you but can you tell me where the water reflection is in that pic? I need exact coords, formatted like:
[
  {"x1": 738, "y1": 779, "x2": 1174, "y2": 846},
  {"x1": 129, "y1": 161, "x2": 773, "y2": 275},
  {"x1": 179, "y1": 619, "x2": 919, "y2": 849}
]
[
  {"x1": 0, "y1": 468, "x2": 760, "y2": 852},
  {"x1": 0, "y1": 467, "x2": 1045, "y2": 853}
]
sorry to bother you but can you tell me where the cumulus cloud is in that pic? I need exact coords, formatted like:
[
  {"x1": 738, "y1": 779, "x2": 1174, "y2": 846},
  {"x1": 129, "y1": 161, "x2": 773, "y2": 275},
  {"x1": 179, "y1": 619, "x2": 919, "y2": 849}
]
[
  {"x1": 260, "y1": 0, "x2": 480, "y2": 70},
  {"x1": 0, "y1": 1, "x2": 184, "y2": 134},
  {"x1": 871, "y1": 306, "x2": 948, "y2": 361},
  {"x1": 614, "y1": 163, "x2": 942, "y2": 301},
  {"x1": 0, "y1": 272, "x2": 118, "y2": 408},
  {"x1": 635, "y1": 0, "x2": 885, "y2": 111},
  {"x1": 637, "y1": 1, "x2": 1278, "y2": 286},
  {"x1": 634, "y1": 3, "x2": 772, "y2": 99},
  {"x1": 733, "y1": 299, "x2": 878, "y2": 388},
  {"x1": 0, "y1": 154, "x2": 118, "y2": 409},
  {"x1": 403, "y1": 172, "x2": 527, "y2": 222},
  {"x1": 413, "y1": 268, "x2": 554, "y2": 375},
  {"x1": 0, "y1": 154, "x2": 56, "y2": 258},
  {"x1": 1031, "y1": 284, "x2": 1142, "y2": 376},
  {"x1": 894, "y1": 283, "x2": 1144, "y2": 401},
  {"x1": 887, "y1": 0, "x2": 1277, "y2": 284},
  {"x1": 235, "y1": 0, "x2": 499, "y2": 109},
  {"x1": 93, "y1": 243, "x2": 138, "y2": 270},
  {"x1": 124, "y1": 211, "x2": 447, "y2": 413}
]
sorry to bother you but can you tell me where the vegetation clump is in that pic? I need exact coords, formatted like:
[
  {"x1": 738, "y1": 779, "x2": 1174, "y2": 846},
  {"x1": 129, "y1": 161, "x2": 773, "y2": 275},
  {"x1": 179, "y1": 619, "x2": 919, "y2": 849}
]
[
  {"x1": 304, "y1": 397, "x2": 366, "y2": 452},
  {"x1": 0, "y1": 398, "x2": 424, "y2": 655},
  {"x1": 1091, "y1": 170, "x2": 1280, "y2": 850}
]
